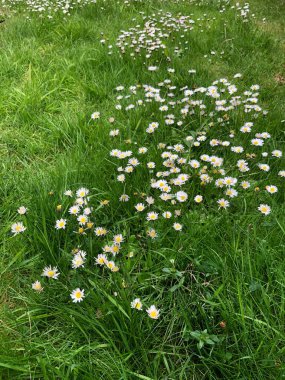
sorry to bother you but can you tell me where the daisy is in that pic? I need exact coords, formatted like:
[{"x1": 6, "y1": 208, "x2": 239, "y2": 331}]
[
  {"x1": 69, "y1": 205, "x2": 80, "y2": 215},
  {"x1": 272, "y1": 150, "x2": 282, "y2": 158},
  {"x1": 42, "y1": 266, "x2": 60, "y2": 279},
  {"x1": 113, "y1": 234, "x2": 124, "y2": 245},
  {"x1": 72, "y1": 252, "x2": 86, "y2": 269},
  {"x1": 173, "y1": 223, "x2": 182, "y2": 231},
  {"x1": 76, "y1": 188, "x2": 89, "y2": 198},
  {"x1": 138, "y1": 147, "x2": 148, "y2": 154},
  {"x1": 258, "y1": 204, "x2": 271, "y2": 215},
  {"x1": 217, "y1": 198, "x2": 230, "y2": 209},
  {"x1": 55, "y1": 219, "x2": 66, "y2": 230},
  {"x1": 125, "y1": 166, "x2": 134, "y2": 173},
  {"x1": 110, "y1": 129, "x2": 119, "y2": 137},
  {"x1": 64, "y1": 190, "x2": 73, "y2": 197},
  {"x1": 128, "y1": 158, "x2": 140, "y2": 166},
  {"x1": 223, "y1": 177, "x2": 237, "y2": 187},
  {"x1": 231, "y1": 146, "x2": 244, "y2": 153},
  {"x1": 32, "y1": 280, "x2": 43, "y2": 292},
  {"x1": 215, "y1": 178, "x2": 225, "y2": 188},
  {"x1": 95, "y1": 254, "x2": 108, "y2": 266},
  {"x1": 135, "y1": 203, "x2": 145, "y2": 212},
  {"x1": 11, "y1": 222, "x2": 26, "y2": 235},
  {"x1": 75, "y1": 197, "x2": 85, "y2": 206},
  {"x1": 147, "y1": 212, "x2": 158, "y2": 221},
  {"x1": 162, "y1": 211, "x2": 172, "y2": 219},
  {"x1": 258, "y1": 163, "x2": 270, "y2": 172},
  {"x1": 241, "y1": 181, "x2": 250, "y2": 189},
  {"x1": 189, "y1": 159, "x2": 200, "y2": 169},
  {"x1": 17, "y1": 206, "x2": 27, "y2": 215},
  {"x1": 77, "y1": 227, "x2": 86, "y2": 235},
  {"x1": 147, "y1": 162, "x2": 156, "y2": 169},
  {"x1": 251, "y1": 138, "x2": 264, "y2": 147},
  {"x1": 146, "y1": 126, "x2": 156, "y2": 134},
  {"x1": 102, "y1": 245, "x2": 112, "y2": 253},
  {"x1": 240, "y1": 125, "x2": 251, "y2": 133},
  {"x1": 111, "y1": 244, "x2": 120, "y2": 255},
  {"x1": 70, "y1": 288, "x2": 85, "y2": 303},
  {"x1": 147, "y1": 228, "x2": 158, "y2": 239},
  {"x1": 178, "y1": 173, "x2": 189, "y2": 182},
  {"x1": 117, "y1": 174, "x2": 125, "y2": 182},
  {"x1": 265, "y1": 185, "x2": 278, "y2": 194},
  {"x1": 149, "y1": 122, "x2": 159, "y2": 129},
  {"x1": 146, "y1": 305, "x2": 160, "y2": 319},
  {"x1": 225, "y1": 188, "x2": 238, "y2": 198},
  {"x1": 131, "y1": 298, "x2": 143, "y2": 310},
  {"x1": 83, "y1": 207, "x2": 92, "y2": 215},
  {"x1": 119, "y1": 194, "x2": 130, "y2": 202},
  {"x1": 91, "y1": 112, "x2": 100, "y2": 120},
  {"x1": 176, "y1": 191, "x2": 188, "y2": 202},
  {"x1": 148, "y1": 66, "x2": 158, "y2": 71},
  {"x1": 106, "y1": 260, "x2": 116, "y2": 270},
  {"x1": 194, "y1": 195, "x2": 203, "y2": 203},
  {"x1": 77, "y1": 214, "x2": 88, "y2": 226}
]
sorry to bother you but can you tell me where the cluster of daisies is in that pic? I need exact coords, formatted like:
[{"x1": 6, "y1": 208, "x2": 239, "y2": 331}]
[
  {"x1": 131, "y1": 298, "x2": 160, "y2": 320},
  {"x1": 104, "y1": 73, "x2": 283, "y2": 233},
  {"x1": 8, "y1": 2, "x2": 282, "y2": 325},
  {"x1": 114, "y1": 11, "x2": 194, "y2": 60},
  {"x1": 52, "y1": 187, "x2": 122, "y2": 272},
  {"x1": 11, "y1": 206, "x2": 27, "y2": 236},
  {"x1": 231, "y1": 2, "x2": 253, "y2": 22},
  {"x1": 1, "y1": 0, "x2": 97, "y2": 18},
  {"x1": 15, "y1": 187, "x2": 161, "y2": 318},
  {"x1": 111, "y1": 1, "x2": 255, "y2": 61}
]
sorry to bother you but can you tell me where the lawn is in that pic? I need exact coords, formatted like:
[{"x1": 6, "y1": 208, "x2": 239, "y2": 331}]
[{"x1": 0, "y1": 0, "x2": 284, "y2": 379}]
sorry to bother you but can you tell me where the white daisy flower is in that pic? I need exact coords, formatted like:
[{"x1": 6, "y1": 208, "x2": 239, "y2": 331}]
[{"x1": 70, "y1": 288, "x2": 85, "y2": 303}]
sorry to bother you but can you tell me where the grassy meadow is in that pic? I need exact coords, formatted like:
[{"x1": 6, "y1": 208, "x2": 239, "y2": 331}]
[{"x1": 0, "y1": 0, "x2": 284, "y2": 379}]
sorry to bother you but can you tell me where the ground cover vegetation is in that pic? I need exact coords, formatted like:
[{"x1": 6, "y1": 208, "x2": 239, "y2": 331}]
[{"x1": 0, "y1": 0, "x2": 284, "y2": 378}]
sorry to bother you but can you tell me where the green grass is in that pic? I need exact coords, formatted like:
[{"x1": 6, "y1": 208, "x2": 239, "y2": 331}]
[{"x1": 0, "y1": 0, "x2": 284, "y2": 379}]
